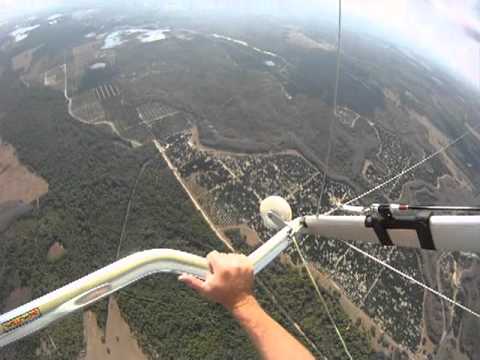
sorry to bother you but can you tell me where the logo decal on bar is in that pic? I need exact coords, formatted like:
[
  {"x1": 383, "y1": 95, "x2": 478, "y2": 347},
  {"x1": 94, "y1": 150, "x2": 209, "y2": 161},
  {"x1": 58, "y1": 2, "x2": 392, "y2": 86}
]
[{"x1": 1, "y1": 308, "x2": 41, "y2": 334}]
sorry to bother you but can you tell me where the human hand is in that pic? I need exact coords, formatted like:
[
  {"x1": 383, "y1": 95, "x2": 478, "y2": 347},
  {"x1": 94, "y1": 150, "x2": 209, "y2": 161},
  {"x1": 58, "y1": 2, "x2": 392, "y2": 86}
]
[{"x1": 178, "y1": 251, "x2": 255, "y2": 311}]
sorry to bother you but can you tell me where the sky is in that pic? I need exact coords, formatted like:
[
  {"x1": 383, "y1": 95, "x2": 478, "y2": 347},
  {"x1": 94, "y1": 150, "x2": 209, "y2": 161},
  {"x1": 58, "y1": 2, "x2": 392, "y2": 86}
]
[
  {"x1": 0, "y1": 0, "x2": 62, "y2": 14},
  {"x1": 340, "y1": 0, "x2": 480, "y2": 88},
  {"x1": 1, "y1": 0, "x2": 479, "y2": 87}
]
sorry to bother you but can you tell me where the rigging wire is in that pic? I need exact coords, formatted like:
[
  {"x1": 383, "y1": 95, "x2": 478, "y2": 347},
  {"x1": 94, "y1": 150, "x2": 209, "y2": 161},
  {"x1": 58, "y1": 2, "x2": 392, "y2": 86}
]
[
  {"x1": 305, "y1": 2, "x2": 354, "y2": 357},
  {"x1": 304, "y1": 0, "x2": 480, "y2": 330},
  {"x1": 291, "y1": 232, "x2": 354, "y2": 359},
  {"x1": 312, "y1": 124, "x2": 480, "y2": 322},
  {"x1": 316, "y1": 0, "x2": 343, "y2": 216},
  {"x1": 300, "y1": 0, "x2": 480, "y2": 347},
  {"x1": 323, "y1": 124, "x2": 477, "y2": 216},
  {"x1": 345, "y1": 242, "x2": 480, "y2": 319},
  {"x1": 256, "y1": 277, "x2": 326, "y2": 359},
  {"x1": 315, "y1": 128, "x2": 335, "y2": 215},
  {"x1": 310, "y1": 122, "x2": 480, "y2": 321},
  {"x1": 332, "y1": 0, "x2": 343, "y2": 118}
]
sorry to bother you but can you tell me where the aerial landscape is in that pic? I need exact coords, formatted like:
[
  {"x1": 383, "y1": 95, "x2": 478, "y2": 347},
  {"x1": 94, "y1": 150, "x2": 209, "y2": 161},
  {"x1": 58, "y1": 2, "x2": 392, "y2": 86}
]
[{"x1": 1, "y1": 0, "x2": 480, "y2": 359}]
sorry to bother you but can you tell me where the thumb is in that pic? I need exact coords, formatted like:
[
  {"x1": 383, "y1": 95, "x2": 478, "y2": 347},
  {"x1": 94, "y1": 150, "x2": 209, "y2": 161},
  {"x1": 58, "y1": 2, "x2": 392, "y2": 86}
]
[{"x1": 178, "y1": 274, "x2": 206, "y2": 295}]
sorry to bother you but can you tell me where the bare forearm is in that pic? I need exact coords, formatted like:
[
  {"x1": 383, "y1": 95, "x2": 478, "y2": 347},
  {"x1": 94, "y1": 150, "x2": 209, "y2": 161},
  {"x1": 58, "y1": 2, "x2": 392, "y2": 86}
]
[
  {"x1": 179, "y1": 253, "x2": 313, "y2": 359},
  {"x1": 232, "y1": 296, "x2": 315, "y2": 360}
]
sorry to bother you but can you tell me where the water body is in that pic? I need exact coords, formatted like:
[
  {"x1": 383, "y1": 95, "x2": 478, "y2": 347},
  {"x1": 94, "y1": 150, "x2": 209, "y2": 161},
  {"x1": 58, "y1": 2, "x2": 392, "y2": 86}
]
[
  {"x1": 102, "y1": 28, "x2": 170, "y2": 49},
  {"x1": 138, "y1": 29, "x2": 171, "y2": 43},
  {"x1": 10, "y1": 25, "x2": 40, "y2": 42},
  {"x1": 47, "y1": 14, "x2": 63, "y2": 21},
  {"x1": 102, "y1": 30, "x2": 129, "y2": 49},
  {"x1": 90, "y1": 63, "x2": 107, "y2": 70},
  {"x1": 212, "y1": 33, "x2": 279, "y2": 58}
]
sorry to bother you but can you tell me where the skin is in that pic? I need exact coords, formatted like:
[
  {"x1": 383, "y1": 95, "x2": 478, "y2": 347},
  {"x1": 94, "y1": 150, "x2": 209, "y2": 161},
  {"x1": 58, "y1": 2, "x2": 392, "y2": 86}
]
[{"x1": 179, "y1": 251, "x2": 315, "y2": 360}]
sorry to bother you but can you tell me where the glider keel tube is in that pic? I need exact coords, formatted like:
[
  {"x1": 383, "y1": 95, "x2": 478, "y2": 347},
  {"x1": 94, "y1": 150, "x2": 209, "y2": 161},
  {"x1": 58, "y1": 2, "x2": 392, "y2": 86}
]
[
  {"x1": 0, "y1": 227, "x2": 292, "y2": 347},
  {"x1": 303, "y1": 215, "x2": 480, "y2": 253}
]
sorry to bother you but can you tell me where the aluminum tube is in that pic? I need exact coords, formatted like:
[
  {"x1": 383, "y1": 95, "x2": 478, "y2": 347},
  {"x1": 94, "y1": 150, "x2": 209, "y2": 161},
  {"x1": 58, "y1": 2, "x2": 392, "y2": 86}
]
[
  {"x1": 303, "y1": 215, "x2": 480, "y2": 252},
  {"x1": 0, "y1": 227, "x2": 293, "y2": 347},
  {"x1": 430, "y1": 216, "x2": 480, "y2": 253}
]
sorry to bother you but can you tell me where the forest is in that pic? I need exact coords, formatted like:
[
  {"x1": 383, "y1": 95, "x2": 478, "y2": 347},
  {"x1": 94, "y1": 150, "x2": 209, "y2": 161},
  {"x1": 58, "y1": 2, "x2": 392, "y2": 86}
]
[{"x1": 0, "y1": 70, "x2": 373, "y2": 359}]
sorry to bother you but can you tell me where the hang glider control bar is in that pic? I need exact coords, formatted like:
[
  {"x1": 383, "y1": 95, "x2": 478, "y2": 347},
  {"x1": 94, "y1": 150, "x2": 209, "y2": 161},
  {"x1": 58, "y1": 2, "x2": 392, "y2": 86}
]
[
  {"x1": 2, "y1": 198, "x2": 480, "y2": 347},
  {"x1": 0, "y1": 224, "x2": 296, "y2": 348}
]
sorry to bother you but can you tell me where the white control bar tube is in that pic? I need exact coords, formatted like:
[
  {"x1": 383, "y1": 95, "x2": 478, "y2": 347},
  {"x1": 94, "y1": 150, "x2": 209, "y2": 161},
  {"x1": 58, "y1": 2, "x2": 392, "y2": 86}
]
[
  {"x1": 0, "y1": 225, "x2": 294, "y2": 348},
  {"x1": 3, "y1": 214, "x2": 480, "y2": 347}
]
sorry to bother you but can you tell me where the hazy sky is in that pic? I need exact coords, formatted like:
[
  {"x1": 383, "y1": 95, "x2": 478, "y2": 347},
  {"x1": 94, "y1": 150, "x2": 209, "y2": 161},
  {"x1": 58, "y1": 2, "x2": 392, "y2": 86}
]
[
  {"x1": 342, "y1": 0, "x2": 480, "y2": 87},
  {"x1": 0, "y1": 0, "x2": 61, "y2": 13},
  {"x1": 1, "y1": 0, "x2": 479, "y2": 87}
]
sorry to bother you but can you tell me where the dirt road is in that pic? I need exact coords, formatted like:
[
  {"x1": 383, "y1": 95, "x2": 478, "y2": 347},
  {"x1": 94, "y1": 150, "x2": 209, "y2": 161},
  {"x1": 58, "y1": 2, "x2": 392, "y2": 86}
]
[{"x1": 153, "y1": 139, "x2": 234, "y2": 251}]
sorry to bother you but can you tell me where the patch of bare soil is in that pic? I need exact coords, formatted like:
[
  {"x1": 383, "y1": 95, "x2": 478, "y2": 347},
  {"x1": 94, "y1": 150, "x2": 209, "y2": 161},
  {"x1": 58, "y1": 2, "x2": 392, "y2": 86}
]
[
  {"x1": 83, "y1": 311, "x2": 108, "y2": 360},
  {"x1": 0, "y1": 143, "x2": 48, "y2": 204},
  {"x1": 47, "y1": 242, "x2": 66, "y2": 262},
  {"x1": 3, "y1": 287, "x2": 32, "y2": 312},
  {"x1": 221, "y1": 224, "x2": 261, "y2": 247},
  {"x1": 82, "y1": 297, "x2": 147, "y2": 360}
]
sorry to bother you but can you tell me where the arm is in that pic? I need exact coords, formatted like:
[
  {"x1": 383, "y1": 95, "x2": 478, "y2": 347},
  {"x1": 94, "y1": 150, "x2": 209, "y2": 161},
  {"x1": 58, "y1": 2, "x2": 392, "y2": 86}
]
[
  {"x1": 179, "y1": 251, "x2": 315, "y2": 360},
  {"x1": 231, "y1": 295, "x2": 315, "y2": 360}
]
